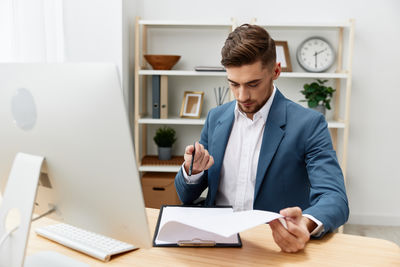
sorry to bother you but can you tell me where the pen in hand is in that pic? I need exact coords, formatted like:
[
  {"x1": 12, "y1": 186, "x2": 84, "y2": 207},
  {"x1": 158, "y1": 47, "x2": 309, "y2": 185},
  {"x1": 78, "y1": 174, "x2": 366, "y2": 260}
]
[{"x1": 188, "y1": 142, "x2": 196, "y2": 176}]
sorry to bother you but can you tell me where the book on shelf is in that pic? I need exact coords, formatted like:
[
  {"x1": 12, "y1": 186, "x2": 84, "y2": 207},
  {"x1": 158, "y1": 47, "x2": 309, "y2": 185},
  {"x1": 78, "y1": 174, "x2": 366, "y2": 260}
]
[
  {"x1": 160, "y1": 75, "x2": 168, "y2": 119},
  {"x1": 152, "y1": 75, "x2": 160, "y2": 118},
  {"x1": 152, "y1": 75, "x2": 168, "y2": 119}
]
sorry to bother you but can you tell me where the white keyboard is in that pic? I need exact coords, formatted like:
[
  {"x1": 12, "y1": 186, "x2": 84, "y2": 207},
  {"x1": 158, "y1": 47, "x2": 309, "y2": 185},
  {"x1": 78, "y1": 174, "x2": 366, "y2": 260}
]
[{"x1": 35, "y1": 223, "x2": 137, "y2": 262}]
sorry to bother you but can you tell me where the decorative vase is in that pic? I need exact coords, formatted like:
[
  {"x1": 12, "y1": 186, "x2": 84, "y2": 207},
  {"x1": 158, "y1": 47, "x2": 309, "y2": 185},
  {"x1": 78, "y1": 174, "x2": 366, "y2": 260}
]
[
  {"x1": 158, "y1": 146, "x2": 172, "y2": 160},
  {"x1": 311, "y1": 105, "x2": 326, "y2": 116}
]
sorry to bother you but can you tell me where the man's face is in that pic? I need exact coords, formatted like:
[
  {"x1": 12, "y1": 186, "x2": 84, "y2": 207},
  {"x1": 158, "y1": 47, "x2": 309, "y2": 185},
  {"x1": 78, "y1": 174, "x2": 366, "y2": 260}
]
[{"x1": 226, "y1": 61, "x2": 281, "y2": 119}]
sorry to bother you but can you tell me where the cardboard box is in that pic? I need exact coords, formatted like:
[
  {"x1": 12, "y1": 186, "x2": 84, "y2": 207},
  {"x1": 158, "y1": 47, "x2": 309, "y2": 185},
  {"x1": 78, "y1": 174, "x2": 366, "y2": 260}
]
[{"x1": 141, "y1": 172, "x2": 181, "y2": 209}]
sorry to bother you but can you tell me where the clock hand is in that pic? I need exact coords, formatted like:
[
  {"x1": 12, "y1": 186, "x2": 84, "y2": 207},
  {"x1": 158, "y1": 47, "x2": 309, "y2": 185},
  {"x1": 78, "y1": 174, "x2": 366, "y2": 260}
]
[
  {"x1": 315, "y1": 48, "x2": 327, "y2": 55},
  {"x1": 314, "y1": 51, "x2": 317, "y2": 68}
]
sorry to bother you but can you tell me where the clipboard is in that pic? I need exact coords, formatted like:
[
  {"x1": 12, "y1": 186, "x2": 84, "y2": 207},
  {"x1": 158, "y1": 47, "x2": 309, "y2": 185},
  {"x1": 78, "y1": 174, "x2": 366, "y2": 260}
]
[{"x1": 152, "y1": 205, "x2": 242, "y2": 247}]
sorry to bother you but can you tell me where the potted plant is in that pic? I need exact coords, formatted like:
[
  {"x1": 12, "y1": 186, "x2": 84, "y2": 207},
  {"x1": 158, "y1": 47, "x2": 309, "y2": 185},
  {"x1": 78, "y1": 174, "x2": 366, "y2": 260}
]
[
  {"x1": 300, "y1": 79, "x2": 335, "y2": 115},
  {"x1": 153, "y1": 126, "x2": 177, "y2": 160}
]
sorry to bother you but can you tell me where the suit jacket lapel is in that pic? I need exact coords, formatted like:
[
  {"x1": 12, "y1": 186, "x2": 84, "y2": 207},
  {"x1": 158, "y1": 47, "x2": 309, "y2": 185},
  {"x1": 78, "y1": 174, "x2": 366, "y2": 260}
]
[
  {"x1": 208, "y1": 102, "x2": 235, "y2": 203},
  {"x1": 254, "y1": 90, "x2": 287, "y2": 199}
]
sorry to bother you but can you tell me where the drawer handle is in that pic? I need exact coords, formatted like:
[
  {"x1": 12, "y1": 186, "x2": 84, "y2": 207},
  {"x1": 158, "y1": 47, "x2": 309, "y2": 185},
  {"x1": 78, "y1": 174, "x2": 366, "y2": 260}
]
[{"x1": 152, "y1": 187, "x2": 165, "y2": 191}]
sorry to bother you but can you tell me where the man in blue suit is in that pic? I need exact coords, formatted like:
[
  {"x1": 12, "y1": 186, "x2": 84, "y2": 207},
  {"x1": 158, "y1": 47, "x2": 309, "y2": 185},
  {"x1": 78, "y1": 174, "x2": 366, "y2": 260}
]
[{"x1": 175, "y1": 24, "x2": 349, "y2": 252}]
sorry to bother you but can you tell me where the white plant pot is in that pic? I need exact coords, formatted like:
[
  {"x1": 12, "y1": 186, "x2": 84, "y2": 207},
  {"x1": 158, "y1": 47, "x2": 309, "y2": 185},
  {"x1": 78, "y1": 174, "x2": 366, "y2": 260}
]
[
  {"x1": 311, "y1": 105, "x2": 326, "y2": 116},
  {"x1": 158, "y1": 147, "x2": 172, "y2": 160}
]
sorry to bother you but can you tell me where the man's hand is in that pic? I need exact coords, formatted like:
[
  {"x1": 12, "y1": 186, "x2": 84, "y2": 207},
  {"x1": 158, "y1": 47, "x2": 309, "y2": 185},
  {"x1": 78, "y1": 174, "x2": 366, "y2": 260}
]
[
  {"x1": 269, "y1": 207, "x2": 317, "y2": 253},
  {"x1": 184, "y1": 142, "x2": 214, "y2": 175}
]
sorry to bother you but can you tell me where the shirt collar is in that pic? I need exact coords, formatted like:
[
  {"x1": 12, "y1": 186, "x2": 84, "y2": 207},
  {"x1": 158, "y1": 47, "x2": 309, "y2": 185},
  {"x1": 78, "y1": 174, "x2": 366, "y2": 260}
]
[{"x1": 234, "y1": 84, "x2": 277, "y2": 122}]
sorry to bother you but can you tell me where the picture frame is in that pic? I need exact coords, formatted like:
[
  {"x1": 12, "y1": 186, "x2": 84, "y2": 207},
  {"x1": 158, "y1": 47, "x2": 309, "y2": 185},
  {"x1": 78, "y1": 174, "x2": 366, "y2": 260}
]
[
  {"x1": 275, "y1": 41, "x2": 292, "y2": 72},
  {"x1": 180, "y1": 91, "x2": 204, "y2": 119}
]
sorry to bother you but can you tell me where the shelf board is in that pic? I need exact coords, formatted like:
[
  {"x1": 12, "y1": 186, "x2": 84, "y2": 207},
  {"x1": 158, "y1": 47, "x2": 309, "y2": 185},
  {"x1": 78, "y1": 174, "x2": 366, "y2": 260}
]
[
  {"x1": 139, "y1": 20, "x2": 233, "y2": 27},
  {"x1": 327, "y1": 121, "x2": 345, "y2": 129},
  {"x1": 257, "y1": 21, "x2": 351, "y2": 29},
  {"x1": 138, "y1": 116, "x2": 206, "y2": 125},
  {"x1": 280, "y1": 72, "x2": 348, "y2": 79},
  {"x1": 138, "y1": 70, "x2": 227, "y2": 76},
  {"x1": 139, "y1": 19, "x2": 351, "y2": 29},
  {"x1": 139, "y1": 165, "x2": 181, "y2": 172},
  {"x1": 139, "y1": 155, "x2": 183, "y2": 173},
  {"x1": 138, "y1": 70, "x2": 348, "y2": 79},
  {"x1": 139, "y1": 116, "x2": 344, "y2": 128}
]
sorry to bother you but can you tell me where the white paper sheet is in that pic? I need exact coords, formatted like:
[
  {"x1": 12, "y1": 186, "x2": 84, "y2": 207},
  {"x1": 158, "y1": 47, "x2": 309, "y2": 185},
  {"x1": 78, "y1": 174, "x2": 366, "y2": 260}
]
[{"x1": 155, "y1": 207, "x2": 287, "y2": 245}]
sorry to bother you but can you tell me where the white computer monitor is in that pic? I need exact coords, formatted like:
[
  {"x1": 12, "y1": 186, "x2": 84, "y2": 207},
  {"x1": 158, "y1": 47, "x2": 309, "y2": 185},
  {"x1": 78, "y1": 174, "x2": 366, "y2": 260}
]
[{"x1": 0, "y1": 63, "x2": 151, "y2": 248}]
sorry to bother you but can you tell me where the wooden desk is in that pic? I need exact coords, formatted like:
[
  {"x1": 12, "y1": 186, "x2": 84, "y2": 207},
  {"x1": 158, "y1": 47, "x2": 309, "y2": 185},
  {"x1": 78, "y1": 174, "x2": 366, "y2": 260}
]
[{"x1": 25, "y1": 208, "x2": 400, "y2": 266}]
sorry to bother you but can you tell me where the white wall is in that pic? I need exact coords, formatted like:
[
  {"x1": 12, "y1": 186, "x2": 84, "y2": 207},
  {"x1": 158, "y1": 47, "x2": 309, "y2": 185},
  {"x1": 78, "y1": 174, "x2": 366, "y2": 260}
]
[
  {"x1": 137, "y1": 0, "x2": 400, "y2": 226},
  {"x1": 62, "y1": 0, "x2": 139, "y2": 126},
  {"x1": 63, "y1": 0, "x2": 123, "y2": 75}
]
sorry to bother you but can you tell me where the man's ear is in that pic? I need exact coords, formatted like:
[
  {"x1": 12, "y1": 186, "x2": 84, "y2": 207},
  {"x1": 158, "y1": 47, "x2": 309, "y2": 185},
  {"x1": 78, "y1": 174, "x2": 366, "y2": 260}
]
[{"x1": 272, "y1": 62, "x2": 281, "y2": 80}]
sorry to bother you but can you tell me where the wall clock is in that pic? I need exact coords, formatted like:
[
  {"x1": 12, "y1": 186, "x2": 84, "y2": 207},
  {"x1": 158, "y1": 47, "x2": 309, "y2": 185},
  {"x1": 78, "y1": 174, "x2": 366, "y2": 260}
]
[{"x1": 296, "y1": 37, "x2": 335, "y2": 72}]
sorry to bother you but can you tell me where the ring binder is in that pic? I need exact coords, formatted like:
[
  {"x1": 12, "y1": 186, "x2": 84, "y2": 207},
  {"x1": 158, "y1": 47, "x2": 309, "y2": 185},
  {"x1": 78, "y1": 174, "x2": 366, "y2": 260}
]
[
  {"x1": 152, "y1": 75, "x2": 161, "y2": 118},
  {"x1": 153, "y1": 205, "x2": 242, "y2": 248}
]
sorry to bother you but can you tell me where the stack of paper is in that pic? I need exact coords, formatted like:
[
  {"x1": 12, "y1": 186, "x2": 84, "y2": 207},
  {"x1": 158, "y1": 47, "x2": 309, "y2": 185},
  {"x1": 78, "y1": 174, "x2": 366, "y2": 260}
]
[{"x1": 154, "y1": 206, "x2": 287, "y2": 246}]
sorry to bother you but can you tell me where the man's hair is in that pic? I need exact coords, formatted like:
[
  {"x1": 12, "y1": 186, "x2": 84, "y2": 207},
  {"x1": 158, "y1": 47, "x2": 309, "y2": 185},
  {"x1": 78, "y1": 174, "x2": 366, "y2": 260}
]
[{"x1": 221, "y1": 24, "x2": 276, "y2": 68}]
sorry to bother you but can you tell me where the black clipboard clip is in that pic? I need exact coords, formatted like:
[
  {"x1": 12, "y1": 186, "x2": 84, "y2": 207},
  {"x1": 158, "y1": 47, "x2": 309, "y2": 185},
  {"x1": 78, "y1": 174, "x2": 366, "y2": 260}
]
[{"x1": 177, "y1": 238, "x2": 216, "y2": 247}]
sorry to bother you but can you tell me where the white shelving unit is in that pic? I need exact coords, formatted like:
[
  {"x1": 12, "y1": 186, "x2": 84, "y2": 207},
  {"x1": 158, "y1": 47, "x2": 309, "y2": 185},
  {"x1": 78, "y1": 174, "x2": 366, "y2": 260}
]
[{"x1": 134, "y1": 17, "x2": 354, "y2": 176}]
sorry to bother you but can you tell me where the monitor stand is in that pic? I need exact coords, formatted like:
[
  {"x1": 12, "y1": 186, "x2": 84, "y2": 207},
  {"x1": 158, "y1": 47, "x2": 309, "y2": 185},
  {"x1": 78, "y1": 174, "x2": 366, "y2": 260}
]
[{"x1": 0, "y1": 153, "x2": 89, "y2": 267}]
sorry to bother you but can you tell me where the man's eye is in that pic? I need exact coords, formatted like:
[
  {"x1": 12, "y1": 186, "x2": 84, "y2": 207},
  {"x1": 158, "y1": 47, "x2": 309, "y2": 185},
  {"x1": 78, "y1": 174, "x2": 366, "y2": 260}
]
[
  {"x1": 248, "y1": 83, "x2": 259, "y2": 88},
  {"x1": 230, "y1": 83, "x2": 239, "y2": 87}
]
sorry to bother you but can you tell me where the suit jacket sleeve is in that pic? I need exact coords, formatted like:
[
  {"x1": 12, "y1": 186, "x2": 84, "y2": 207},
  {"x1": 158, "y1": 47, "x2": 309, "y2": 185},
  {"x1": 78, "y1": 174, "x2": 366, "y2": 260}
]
[
  {"x1": 174, "y1": 112, "x2": 211, "y2": 204},
  {"x1": 302, "y1": 113, "x2": 349, "y2": 235}
]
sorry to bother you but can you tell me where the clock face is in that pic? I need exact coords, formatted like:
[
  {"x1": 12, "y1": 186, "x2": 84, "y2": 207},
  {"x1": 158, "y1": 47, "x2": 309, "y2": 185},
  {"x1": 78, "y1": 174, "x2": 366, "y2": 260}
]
[{"x1": 296, "y1": 37, "x2": 335, "y2": 72}]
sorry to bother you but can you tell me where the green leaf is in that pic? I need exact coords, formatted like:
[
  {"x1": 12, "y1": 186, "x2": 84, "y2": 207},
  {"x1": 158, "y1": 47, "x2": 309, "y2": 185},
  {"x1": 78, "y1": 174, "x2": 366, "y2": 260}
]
[
  {"x1": 326, "y1": 102, "x2": 331, "y2": 110},
  {"x1": 309, "y1": 100, "x2": 318, "y2": 108},
  {"x1": 153, "y1": 126, "x2": 177, "y2": 147},
  {"x1": 317, "y1": 79, "x2": 328, "y2": 84},
  {"x1": 301, "y1": 79, "x2": 335, "y2": 111}
]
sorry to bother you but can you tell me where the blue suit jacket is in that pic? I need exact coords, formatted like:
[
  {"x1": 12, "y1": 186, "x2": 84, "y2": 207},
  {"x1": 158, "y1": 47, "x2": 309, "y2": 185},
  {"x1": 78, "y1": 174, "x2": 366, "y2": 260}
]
[{"x1": 175, "y1": 89, "x2": 349, "y2": 235}]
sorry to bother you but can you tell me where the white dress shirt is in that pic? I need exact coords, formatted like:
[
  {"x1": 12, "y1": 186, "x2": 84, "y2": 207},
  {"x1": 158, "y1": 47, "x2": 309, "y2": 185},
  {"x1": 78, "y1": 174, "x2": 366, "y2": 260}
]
[
  {"x1": 216, "y1": 86, "x2": 276, "y2": 211},
  {"x1": 183, "y1": 85, "x2": 324, "y2": 236}
]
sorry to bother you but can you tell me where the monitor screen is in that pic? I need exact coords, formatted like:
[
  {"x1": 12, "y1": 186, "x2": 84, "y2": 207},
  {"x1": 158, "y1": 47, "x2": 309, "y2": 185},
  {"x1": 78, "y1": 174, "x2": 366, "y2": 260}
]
[{"x1": 0, "y1": 63, "x2": 151, "y2": 248}]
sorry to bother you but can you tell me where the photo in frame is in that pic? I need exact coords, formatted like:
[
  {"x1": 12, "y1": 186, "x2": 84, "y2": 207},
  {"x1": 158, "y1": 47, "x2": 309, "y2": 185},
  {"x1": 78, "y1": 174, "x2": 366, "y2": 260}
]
[
  {"x1": 180, "y1": 91, "x2": 204, "y2": 118},
  {"x1": 275, "y1": 41, "x2": 292, "y2": 72}
]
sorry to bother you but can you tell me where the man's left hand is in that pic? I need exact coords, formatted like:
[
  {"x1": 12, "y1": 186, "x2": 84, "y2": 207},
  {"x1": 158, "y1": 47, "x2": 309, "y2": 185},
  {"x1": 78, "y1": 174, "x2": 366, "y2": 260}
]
[{"x1": 269, "y1": 207, "x2": 317, "y2": 253}]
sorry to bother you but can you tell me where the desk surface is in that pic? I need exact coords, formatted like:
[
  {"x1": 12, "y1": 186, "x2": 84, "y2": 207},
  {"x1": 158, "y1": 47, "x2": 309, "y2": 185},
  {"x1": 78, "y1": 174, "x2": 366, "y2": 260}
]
[{"x1": 25, "y1": 208, "x2": 400, "y2": 267}]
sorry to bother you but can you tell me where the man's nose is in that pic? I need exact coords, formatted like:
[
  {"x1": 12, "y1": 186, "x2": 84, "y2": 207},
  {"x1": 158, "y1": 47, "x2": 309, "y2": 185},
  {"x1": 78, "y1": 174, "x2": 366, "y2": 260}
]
[{"x1": 237, "y1": 86, "x2": 249, "y2": 102}]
